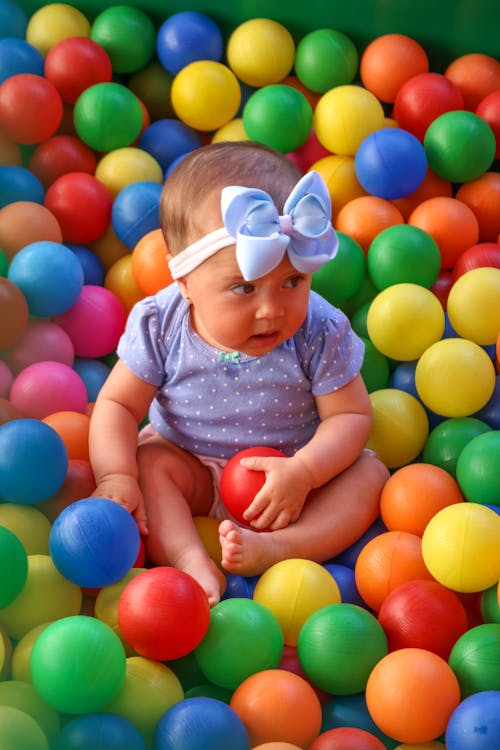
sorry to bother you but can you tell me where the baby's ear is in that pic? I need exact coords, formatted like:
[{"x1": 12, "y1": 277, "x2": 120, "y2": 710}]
[{"x1": 177, "y1": 277, "x2": 191, "y2": 303}]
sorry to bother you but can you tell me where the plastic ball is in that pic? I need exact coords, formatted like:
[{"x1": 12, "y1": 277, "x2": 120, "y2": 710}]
[
  {"x1": 367, "y1": 224, "x2": 440, "y2": 290},
  {"x1": 423, "y1": 416, "x2": 492, "y2": 477},
  {"x1": 446, "y1": 690, "x2": 500, "y2": 750},
  {"x1": 44, "y1": 172, "x2": 113, "y2": 244},
  {"x1": 67, "y1": 243, "x2": 105, "y2": 286},
  {"x1": 447, "y1": 267, "x2": 500, "y2": 345},
  {"x1": 0, "y1": 0, "x2": 27, "y2": 39},
  {"x1": 0, "y1": 418, "x2": 68, "y2": 504},
  {"x1": 31, "y1": 615, "x2": 126, "y2": 714},
  {"x1": 0, "y1": 127, "x2": 22, "y2": 166},
  {"x1": 377, "y1": 579, "x2": 468, "y2": 659},
  {"x1": 10, "y1": 361, "x2": 88, "y2": 420},
  {"x1": 253, "y1": 558, "x2": 341, "y2": 646},
  {"x1": 335, "y1": 195, "x2": 404, "y2": 253},
  {"x1": 451, "y1": 622, "x2": 500, "y2": 699},
  {"x1": 422, "y1": 502, "x2": 500, "y2": 592},
  {"x1": 156, "y1": 11, "x2": 223, "y2": 75},
  {"x1": 452, "y1": 242, "x2": 500, "y2": 281},
  {"x1": 355, "y1": 127, "x2": 427, "y2": 199},
  {"x1": 408, "y1": 196, "x2": 479, "y2": 270},
  {"x1": 55, "y1": 284, "x2": 127, "y2": 358},
  {"x1": 393, "y1": 167, "x2": 453, "y2": 221},
  {"x1": 230, "y1": 669, "x2": 321, "y2": 747},
  {"x1": 212, "y1": 117, "x2": 248, "y2": 144},
  {"x1": 366, "y1": 388, "x2": 429, "y2": 467},
  {"x1": 111, "y1": 180, "x2": 162, "y2": 249},
  {"x1": 476, "y1": 91, "x2": 500, "y2": 159},
  {"x1": 51, "y1": 712, "x2": 146, "y2": 750},
  {"x1": 105, "y1": 255, "x2": 144, "y2": 313},
  {"x1": 0, "y1": 503, "x2": 51, "y2": 555},
  {"x1": 0, "y1": 73, "x2": 62, "y2": 144},
  {"x1": 219, "y1": 446, "x2": 286, "y2": 526},
  {"x1": 171, "y1": 60, "x2": 240, "y2": 131},
  {"x1": 7, "y1": 239, "x2": 83, "y2": 316},
  {"x1": 0, "y1": 526, "x2": 27, "y2": 607},
  {"x1": 0, "y1": 706, "x2": 49, "y2": 750},
  {"x1": 90, "y1": 5, "x2": 156, "y2": 74},
  {"x1": 0, "y1": 200, "x2": 62, "y2": 260},
  {"x1": 312, "y1": 231, "x2": 366, "y2": 303},
  {"x1": 297, "y1": 603, "x2": 388, "y2": 694},
  {"x1": 29, "y1": 135, "x2": 97, "y2": 190},
  {"x1": 0, "y1": 679, "x2": 60, "y2": 745},
  {"x1": 243, "y1": 84, "x2": 312, "y2": 153},
  {"x1": 43, "y1": 411, "x2": 90, "y2": 462},
  {"x1": 310, "y1": 154, "x2": 367, "y2": 221},
  {"x1": 0, "y1": 277, "x2": 28, "y2": 348},
  {"x1": 456, "y1": 430, "x2": 500, "y2": 505},
  {"x1": 0, "y1": 37, "x2": 44, "y2": 82},
  {"x1": 44, "y1": 36, "x2": 112, "y2": 103},
  {"x1": 118, "y1": 566, "x2": 210, "y2": 661},
  {"x1": 0, "y1": 361, "x2": 12, "y2": 397},
  {"x1": 226, "y1": 18, "x2": 295, "y2": 87},
  {"x1": 94, "y1": 147, "x2": 163, "y2": 197},
  {"x1": 0, "y1": 554, "x2": 81, "y2": 640},
  {"x1": 354, "y1": 530, "x2": 433, "y2": 611},
  {"x1": 393, "y1": 72, "x2": 464, "y2": 142},
  {"x1": 359, "y1": 337, "x2": 391, "y2": 393},
  {"x1": 74, "y1": 82, "x2": 143, "y2": 152},
  {"x1": 365, "y1": 648, "x2": 461, "y2": 744},
  {"x1": 26, "y1": 3, "x2": 90, "y2": 57},
  {"x1": 314, "y1": 84, "x2": 385, "y2": 155},
  {"x1": 295, "y1": 28, "x2": 358, "y2": 93},
  {"x1": 360, "y1": 33, "x2": 429, "y2": 103},
  {"x1": 128, "y1": 59, "x2": 175, "y2": 121},
  {"x1": 309, "y1": 728, "x2": 386, "y2": 750},
  {"x1": 138, "y1": 118, "x2": 202, "y2": 173},
  {"x1": 445, "y1": 52, "x2": 500, "y2": 111},
  {"x1": 4, "y1": 319, "x2": 74, "y2": 376},
  {"x1": 415, "y1": 338, "x2": 496, "y2": 417},
  {"x1": 424, "y1": 110, "x2": 496, "y2": 182},
  {"x1": 0, "y1": 164, "x2": 44, "y2": 207},
  {"x1": 131, "y1": 228, "x2": 172, "y2": 296},
  {"x1": 155, "y1": 696, "x2": 249, "y2": 750}
]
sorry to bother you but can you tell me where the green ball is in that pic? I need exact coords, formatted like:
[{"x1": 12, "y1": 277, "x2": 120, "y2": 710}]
[
  {"x1": 349, "y1": 300, "x2": 371, "y2": 338},
  {"x1": 0, "y1": 706, "x2": 49, "y2": 750},
  {"x1": 424, "y1": 110, "x2": 496, "y2": 183},
  {"x1": 422, "y1": 417, "x2": 492, "y2": 478},
  {"x1": 456, "y1": 430, "x2": 500, "y2": 504},
  {"x1": 243, "y1": 84, "x2": 313, "y2": 153},
  {"x1": 481, "y1": 584, "x2": 500, "y2": 624},
  {"x1": 336, "y1": 277, "x2": 378, "y2": 319},
  {"x1": 0, "y1": 250, "x2": 8, "y2": 277},
  {"x1": 30, "y1": 615, "x2": 126, "y2": 714},
  {"x1": 297, "y1": 603, "x2": 388, "y2": 694},
  {"x1": 295, "y1": 29, "x2": 359, "y2": 93},
  {"x1": 194, "y1": 598, "x2": 283, "y2": 691},
  {"x1": 367, "y1": 224, "x2": 441, "y2": 290},
  {"x1": 312, "y1": 231, "x2": 366, "y2": 304},
  {"x1": 449, "y1": 623, "x2": 500, "y2": 697},
  {"x1": 360, "y1": 337, "x2": 390, "y2": 393},
  {"x1": 0, "y1": 526, "x2": 28, "y2": 608},
  {"x1": 90, "y1": 5, "x2": 156, "y2": 74},
  {"x1": 74, "y1": 82, "x2": 144, "y2": 152}
]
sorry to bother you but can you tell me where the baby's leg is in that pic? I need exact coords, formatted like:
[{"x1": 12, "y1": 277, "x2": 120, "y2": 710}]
[
  {"x1": 219, "y1": 451, "x2": 389, "y2": 577},
  {"x1": 138, "y1": 436, "x2": 226, "y2": 605}
]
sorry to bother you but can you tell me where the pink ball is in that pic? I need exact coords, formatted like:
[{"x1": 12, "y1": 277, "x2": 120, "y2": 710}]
[
  {"x1": 54, "y1": 285, "x2": 127, "y2": 358},
  {"x1": 9, "y1": 361, "x2": 88, "y2": 419},
  {"x1": 0, "y1": 361, "x2": 13, "y2": 398},
  {"x1": 4, "y1": 319, "x2": 74, "y2": 376}
]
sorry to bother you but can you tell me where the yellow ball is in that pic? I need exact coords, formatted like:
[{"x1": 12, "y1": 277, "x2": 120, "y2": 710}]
[
  {"x1": 95, "y1": 147, "x2": 163, "y2": 197},
  {"x1": 193, "y1": 516, "x2": 224, "y2": 571},
  {"x1": 95, "y1": 568, "x2": 145, "y2": 656},
  {"x1": 226, "y1": 18, "x2": 295, "y2": 87},
  {"x1": 26, "y1": 3, "x2": 91, "y2": 56},
  {"x1": 171, "y1": 60, "x2": 241, "y2": 131},
  {"x1": 309, "y1": 154, "x2": 367, "y2": 220},
  {"x1": 11, "y1": 623, "x2": 50, "y2": 683},
  {"x1": 253, "y1": 558, "x2": 341, "y2": 646},
  {"x1": 415, "y1": 337, "x2": 496, "y2": 417},
  {"x1": 422, "y1": 503, "x2": 500, "y2": 592},
  {"x1": 105, "y1": 254, "x2": 145, "y2": 314},
  {"x1": 367, "y1": 388, "x2": 429, "y2": 468},
  {"x1": 211, "y1": 117, "x2": 249, "y2": 143},
  {"x1": 447, "y1": 267, "x2": 500, "y2": 345},
  {"x1": 367, "y1": 283, "x2": 445, "y2": 361},
  {"x1": 0, "y1": 504, "x2": 51, "y2": 555},
  {"x1": 90, "y1": 225, "x2": 130, "y2": 270},
  {"x1": 395, "y1": 743, "x2": 446, "y2": 750},
  {"x1": 314, "y1": 84, "x2": 385, "y2": 155}
]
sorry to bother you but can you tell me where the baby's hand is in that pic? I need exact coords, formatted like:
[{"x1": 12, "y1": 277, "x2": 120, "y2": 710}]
[
  {"x1": 92, "y1": 474, "x2": 148, "y2": 536},
  {"x1": 239, "y1": 455, "x2": 313, "y2": 531}
]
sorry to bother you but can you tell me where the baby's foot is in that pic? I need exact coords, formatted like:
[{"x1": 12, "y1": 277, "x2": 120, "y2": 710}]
[
  {"x1": 219, "y1": 519, "x2": 283, "y2": 577},
  {"x1": 178, "y1": 551, "x2": 226, "y2": 607}
]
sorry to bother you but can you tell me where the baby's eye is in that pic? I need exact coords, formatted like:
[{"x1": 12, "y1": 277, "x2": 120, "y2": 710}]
[
  {"x1": 231, "y1": 282, "x2": 255, "y2": 295},
  {"x1": 284, "y1": 275, "x2": 305, "y2": 288}
]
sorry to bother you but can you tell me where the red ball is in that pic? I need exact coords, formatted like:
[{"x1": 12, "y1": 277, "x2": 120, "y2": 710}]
[
  {"x1": 44, "y1": 36, "x2": 113, "y2": 104},
  {"x1": 44, "y1": 172, "x2": 113, "y2": 244},
  {"x1": 309, "y1": 727, "x2": 386, "y2": 750},
  {"x1": 117, "y1": 566, "x2": 210, "y2": 661},
  {"x1": 377, "y1": 579, "x2": 469, "y2": 660},
  {"x1": 0, "y1": 73, "x2": 63, "y2": 145},
  {"x1": 29, "y1": 135, "x2": 97, "y2": 190},
  {"x1": 219, "y1": 446, "x2": 286, "y2": 526},
  {"x1": 452, "y1": 242, "x2": 500, "y2": 281},
  {"x1": 476, "y1": 90, "x2": 500, "y2": 158},
  {"x1": 393, "y1": 72, "x2": 464, "y2": 141}
]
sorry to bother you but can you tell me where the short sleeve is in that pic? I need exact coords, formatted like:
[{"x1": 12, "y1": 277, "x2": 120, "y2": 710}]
[{"x1": 116, "y1": 296, "x2": 167, "y2": 386}]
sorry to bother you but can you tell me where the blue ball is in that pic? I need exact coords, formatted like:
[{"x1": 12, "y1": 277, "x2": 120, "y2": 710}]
[
  {"x1": 473, "y1": 375, "x2": 500, "y2": 429},
  {"x1": 156, "y1": 11, "x2": 224, "y2": 75},
  {"x1": 67, "y1": 244, "x2": 105, "y2": 286},
  {"x1": 331, "y1": 516, "x2": 388, "y2": 568},
  {"x1": 154, "y1": 697, "x2": 249, "y2": 750},
  {"x1": 49, "y1": 497, "x2": 141, "y2": 588},
  {"x1": 0, "y1": 418, "x2": 68, "y2": 504},
  {"x1": 7, "y1": 240, "x2": 84, "y2": 316},
  {"x1": 0, "y1": 0, "x2": 27, "y2": 39},
  {"x1": 72, "y1": 357, "x2": 111, "y2": 402},
  {"x1": 321, "y1": 692, "x2": 398, "y2": 747},
  {"x1": 323, "y1": 562, "x2": 365, "y2": 606},
  {"x1": 111, "y1": 180, "x2": 162, "y2": 249},
  {"x1": 446, "y1": 691, "x2": 500, "y2": 750},
  {"x1": 52, "y1": 712, "x2": 146, "y2": 750},
  {"x1": 0, "y1": 37, "x2": 44, "y2": 82},
  {"x1": 221, "y1": 573, "x2": 259, "y2": 600},
  {"x1": 0, "y1": 165, "x2": 44, "y2": 207},
  {"x1": 355, "y1": 127, "x2": 428, "y2": 199},
  {"x1": 138, "y1": 118, "x2": 202, "y2": 173}
]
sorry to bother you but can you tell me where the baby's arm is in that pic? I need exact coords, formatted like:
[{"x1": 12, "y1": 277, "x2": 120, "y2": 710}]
[
  {"x1": 242, "y1": 374, "x2": 372, "y2": 530},
  {"x1": 89, "y1": 359, "x2": 157, "y2": 536}
]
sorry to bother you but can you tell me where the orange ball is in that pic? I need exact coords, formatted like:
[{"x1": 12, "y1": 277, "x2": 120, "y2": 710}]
[
  {"x1": 365, "y1": 648, "x2": 461, "y2": 744},
  {"x1": 280, "y1": 75, "x2": 320, "y2": 111},
  {"x1": 37, "y1": 459, "x2": 96, "y2": 522},
  {"x1": 392, "y1": 168, "x2": 452, "y2": 221},
  {"x1": 445, "y1": 53, "x2": 500, "y2": 111},
  {"x1": 380, "y1": 463, "x2": 464, "y2": 536},
  {"x1": 354, "y1": 530, "x2": 434, "y2": 611},
  {"x1": 360, "y1": 33, "x2": 429, "y2": 103},
  {"x1": 0, "y1": 129, "x2": 22, "y2": 166},
  {"x1": 335, "y1": 196, "x2": 404, "y2": 253},
  {"x1": 455, "y1": 172, "x2": 500, "y2": 242},
  {"x1": 230, "y1": 669, "x2": 322, "y2": 748},
  {"x1": 310, "y1": 154, "x2": 367, "y2": 221},
  {"x1": 0, "y1": 277, "x2": 29, "y2": 349},
  {"x1": 0, "y1": 201, "x2": 62, "y2": 261},
  {"x1": 131, "y1": 228, "x2": 172, "y2": 295},
  {"x1": 42, "y1": 410, "x2": 91, "y2": 462},
  {"x1": 105, "y1": 254, "x2": 145, "y2": 313},
  {"x1": 408, "y1": 196, "x2": 480, "y2": 270},
  {"x1": 89, "y1": 224, "x2": 130, "y2": 270}
]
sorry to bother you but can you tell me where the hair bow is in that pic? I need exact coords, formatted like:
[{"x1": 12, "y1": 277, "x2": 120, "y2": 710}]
[{"x1": 221, "y1": 171, "x2": 338, "y2": 281}]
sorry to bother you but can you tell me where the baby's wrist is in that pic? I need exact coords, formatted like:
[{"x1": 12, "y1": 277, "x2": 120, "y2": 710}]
[{"x1": 289, "y1": 453, "x2": 317, "y2": 490}]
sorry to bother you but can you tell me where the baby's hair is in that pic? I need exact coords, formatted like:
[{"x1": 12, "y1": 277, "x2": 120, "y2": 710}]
[{"x1": 161, "y1": 141, "x2": 302, "y2": 256}]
